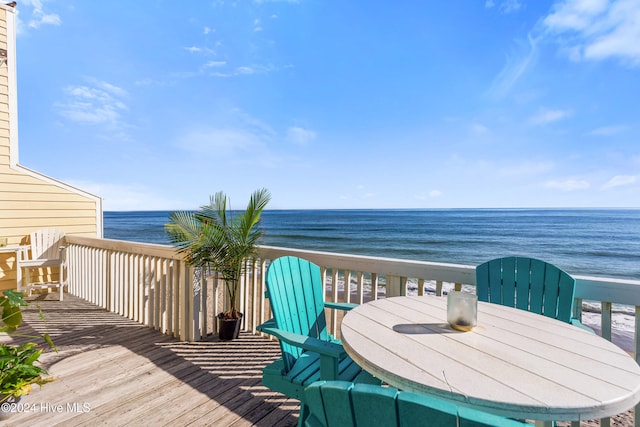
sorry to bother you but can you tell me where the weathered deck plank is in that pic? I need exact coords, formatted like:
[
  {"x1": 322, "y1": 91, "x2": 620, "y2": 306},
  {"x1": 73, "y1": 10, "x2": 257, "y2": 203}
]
[{"x1": 1, "y1": 293, "x2": 299, "y2": 427}]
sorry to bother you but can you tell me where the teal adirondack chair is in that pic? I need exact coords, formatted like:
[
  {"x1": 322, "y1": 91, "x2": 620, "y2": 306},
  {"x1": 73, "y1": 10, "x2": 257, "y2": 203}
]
[
  {"x1": 302, "y1": 380, "x2": 533, "y2": 427},
  {"x1": 476, "y1": 256, "x2": 592, "y2": 331},
  {"x1": 257, "y1": 256, "x2": 379, "y2": 407}
]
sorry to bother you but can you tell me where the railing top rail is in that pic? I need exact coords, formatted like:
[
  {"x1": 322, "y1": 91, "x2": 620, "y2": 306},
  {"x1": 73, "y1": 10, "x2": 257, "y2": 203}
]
[
  {"x1": 258, "y1": 245, "x2": 640, "y2": 305},
  {"x1": 257, "y1": 245, "x2": 475, "y2": 284},
  {"x1": 65, "y1": 235, "x2": 184, "y2": 260},
  {"x1": 64, "y1": 237, "x2": 640, "y2": 306},
  {"x1": 574, "y1": 275, "x2": 640, "y2": 306}
]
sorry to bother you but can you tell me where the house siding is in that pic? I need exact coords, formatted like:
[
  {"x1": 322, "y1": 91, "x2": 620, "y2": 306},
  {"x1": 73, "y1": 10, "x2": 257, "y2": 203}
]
[{"x1": 0, "y1": 6, "x2": 103, "y2": 291}]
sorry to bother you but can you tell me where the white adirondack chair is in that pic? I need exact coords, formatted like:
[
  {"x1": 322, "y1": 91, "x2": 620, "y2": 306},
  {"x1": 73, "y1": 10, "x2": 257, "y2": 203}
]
[{"x1": 16, "y1": 228, "x2": 67, "y2": 301}]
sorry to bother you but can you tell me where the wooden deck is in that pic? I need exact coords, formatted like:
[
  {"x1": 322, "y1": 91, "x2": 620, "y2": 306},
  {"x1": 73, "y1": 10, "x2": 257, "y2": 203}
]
[{"x1": 1, "y1": 293, "x2": 300, "y2": 427}]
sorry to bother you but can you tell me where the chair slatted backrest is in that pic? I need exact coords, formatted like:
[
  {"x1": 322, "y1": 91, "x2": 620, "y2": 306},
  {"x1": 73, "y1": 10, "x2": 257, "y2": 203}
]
[
  {"x1": 266, "y1": 256, "x2": 329, "y2": 371},
  {"x1": 476, "y1": 256, "x2": 575, "y2": 323},
  {"x1": 303, "y1": 381, "x2": 530, "y2": 427},
  {"x1": 29, "y1": 228, "x2": 65, "y2": 261}
]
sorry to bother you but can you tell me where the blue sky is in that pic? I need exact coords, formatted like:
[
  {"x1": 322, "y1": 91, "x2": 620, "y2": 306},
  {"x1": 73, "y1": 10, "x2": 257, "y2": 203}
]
[{"x1": 14, "y1": 0, "x2": 640, "y2": 210}]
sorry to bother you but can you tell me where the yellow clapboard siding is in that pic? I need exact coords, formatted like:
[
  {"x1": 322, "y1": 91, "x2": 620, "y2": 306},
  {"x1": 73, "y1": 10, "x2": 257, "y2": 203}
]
[
  {"x1": 0, "y1": 165, "x2": 25, "y2": 175},
  {"x1": 0, "y1": 217, "x2": 97, "y2": 229},
  {"x1": 0, "y1": 223, "x2": 98, "y2": 233},
  {"x1": 0, "y1": 171, "x2": 83, "y2": 184},
  {"x1": 0, "y1": 174, "x2": 95, "y2": 192},
  {"x1": 0, "y1": 209, "x2": 97, "y2": 219},
  {"x1": 0, "y1": 200, "x2": 97, "y2": 210},
  {"x1": 0, "y1": 191, "x2": 98, "y2": 202},
  {"x1": 0, "y1": 182, "x2": 86, "y2": 194},
  {"x1": 0, "y1": 225, "x2": 98, "y2": 241}
]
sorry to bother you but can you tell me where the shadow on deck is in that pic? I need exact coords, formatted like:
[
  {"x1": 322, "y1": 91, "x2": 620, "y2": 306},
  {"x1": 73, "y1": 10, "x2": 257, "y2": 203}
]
[{"x1": 1, "y1": 293, "x2": 299, "y2": 427}]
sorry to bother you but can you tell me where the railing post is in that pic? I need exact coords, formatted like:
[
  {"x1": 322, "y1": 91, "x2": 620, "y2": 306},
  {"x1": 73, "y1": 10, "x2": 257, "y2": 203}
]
[
  {"x1": 212, "y1": 272, "x2": 220, "y2": 337},
  {"x1": 386, "y1": 275, "x2": 402, "y2": 297},
  {"x1": 371, "y1": 273, "x2": 379, "y2": 300},
  {"x1": 250, "y1": 258, "x2": 259, "y2": 333},
  {"x1": 190, "y1": 266, "x2": 201, "y2": 341},
  {"x1": 183, "y1": 264, "x2": 194, "y2": 341},
  {"x1": 356, "y1": 271, "x2": 364, "y2": 304},
  {"x1": 105, "y1": 249, "x2": 112, "y2": 312},
  {"x1": 258, "y1": 258, "x2": 267, "y2": 334}
]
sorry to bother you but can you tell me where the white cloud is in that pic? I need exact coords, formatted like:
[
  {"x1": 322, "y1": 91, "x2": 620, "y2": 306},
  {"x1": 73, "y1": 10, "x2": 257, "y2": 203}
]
[
  {"x1": 488, "y1": 34, "x2": 539, "y2": 98},
  {"x1": 67, "y1": 181, "x2": 182, "y2": 211},
  {"x1": 237, "y1": 66, "x2": 255, "y2": 75},
  {"x1": 210, "y1": 63, "x2": 278, "y2": 77},
  {"x1": 543, "y1": 0, "x2": 640, "y2": 66},
  {"x1": 414, "y1": 190, "x2": 443, "y2": 201},
  {"x1": 134, "y1": 78, "x2": 167, "y2": 87},
  {"x1": 586, "y1": 125, "x2": 628, "y2": 136},
  {"x1": 545, "y1": 178, "x2": 590, "y2": 191},
  {"x1": 602, "y1": 174, "x2": 637, "y2": 189},
  {"x1": 286, "y1": 126, "x2": 316, "y2": 145},
  {"x1": 18, "y1": 0, "x2": 61, "y2": 31},
  {"x1": 499, "y1": 161, "x2": 554, "y2": 176},
  {"x1": 529, "y1": 108, "x2": 572, "y2": 125},
  {"x1": 55, "y1": 79, "x2": 128, "y2": 127},
  {"x1": 178, "y1": 128, "x2": 265, "y2": 157},
  {"x1": 203, "y1": 61, "x2": 227, "y2": 68},
  {"x1": 485, "y1": 0, "x2": 522, "y2": 13},
  {"x1": 341, "y1": 185, "x2": 377, "y2": 202},
  {"x1": 254, "y1": 0, "x2": 300, "y2": 3},
  {"x1": 500, "y1": 0, "x2": 522, "y2": 14},
  {"x1": 184, "y1": 45, "x2": 216, "y2": 56},
  {"x1": 471, "y1": 123, "x2": 489, "y2": 134}
]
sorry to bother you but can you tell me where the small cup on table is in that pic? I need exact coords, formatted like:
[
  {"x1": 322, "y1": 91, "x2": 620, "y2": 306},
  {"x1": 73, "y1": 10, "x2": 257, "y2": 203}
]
[{"x1": 447, "y1": 291, "x2": 477, "y2": 331}]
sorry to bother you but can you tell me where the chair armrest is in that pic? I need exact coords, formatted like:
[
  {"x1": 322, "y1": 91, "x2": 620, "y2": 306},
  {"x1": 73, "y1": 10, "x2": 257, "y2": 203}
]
[
  {"x1": 571, "y1": 318, "x2": 596, "y2": 334},
  {"x1": 15, "y1": 245, "x2": 30, "y2": 262},
  {"x1": 324, "y1": 302, "x2": 358, "y2": 311},
  {"x1": 256, "y1": 318, "x2": 277, "y2": 332},
  {"x1": 258, "y1": 322, "x2": 347, "y2": 359},
  {"x1": 258, "y1": 318, "x2": 349, "y2": 380}
]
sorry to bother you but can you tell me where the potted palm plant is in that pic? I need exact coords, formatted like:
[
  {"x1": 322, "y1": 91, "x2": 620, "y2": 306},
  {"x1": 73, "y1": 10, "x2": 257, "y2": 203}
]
[{"x1": 166, "y1": 188, "x2": 271, "y2": 340}]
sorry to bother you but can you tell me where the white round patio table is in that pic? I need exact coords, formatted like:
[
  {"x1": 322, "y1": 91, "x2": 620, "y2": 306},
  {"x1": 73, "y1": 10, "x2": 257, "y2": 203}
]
[{"x1": 340, "y1": 295, "x2": 640, "y2": 426}]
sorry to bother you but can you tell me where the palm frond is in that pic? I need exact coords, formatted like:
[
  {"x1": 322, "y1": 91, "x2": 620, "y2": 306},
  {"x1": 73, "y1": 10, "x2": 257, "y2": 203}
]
[{"x1": 165, "y1": 189, "x2": 271, "y2": 318}]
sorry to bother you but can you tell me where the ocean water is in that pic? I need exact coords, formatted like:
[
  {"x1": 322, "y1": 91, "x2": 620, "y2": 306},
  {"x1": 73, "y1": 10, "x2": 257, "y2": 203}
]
[{"x1": 104, "y1": 209, "x2": 640, "y2": 281}]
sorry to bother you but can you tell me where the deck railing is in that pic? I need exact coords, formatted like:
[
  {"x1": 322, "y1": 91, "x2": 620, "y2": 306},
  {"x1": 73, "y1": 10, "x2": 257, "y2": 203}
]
[
  {"x1": 64, "y1": 236, "x2": 640, "y2": 349},
  {"x1": 64, "y1": 236, "x2": 640, "y2": 425}
]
